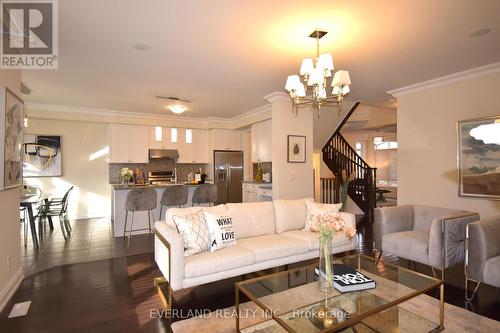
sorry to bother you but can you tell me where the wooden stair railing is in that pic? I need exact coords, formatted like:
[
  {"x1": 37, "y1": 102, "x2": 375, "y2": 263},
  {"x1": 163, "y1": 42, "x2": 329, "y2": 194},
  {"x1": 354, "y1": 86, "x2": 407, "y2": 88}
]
[{"x1": 321, "y1": 102, "x2": 377, "y2": 223}]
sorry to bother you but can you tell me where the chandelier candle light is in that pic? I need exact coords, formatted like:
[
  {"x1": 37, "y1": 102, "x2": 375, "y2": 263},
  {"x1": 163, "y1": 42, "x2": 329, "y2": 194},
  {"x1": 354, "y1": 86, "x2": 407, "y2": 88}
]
[{"x1": 285, "y1": 30, "x2": 351, "y2": 117}]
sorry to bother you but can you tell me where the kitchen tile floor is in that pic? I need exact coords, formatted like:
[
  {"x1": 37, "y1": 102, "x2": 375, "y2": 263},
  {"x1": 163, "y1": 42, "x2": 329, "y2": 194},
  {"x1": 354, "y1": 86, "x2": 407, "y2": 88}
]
[{"x1": 21, "y1": 217, "x2": 154, "y2": 276}]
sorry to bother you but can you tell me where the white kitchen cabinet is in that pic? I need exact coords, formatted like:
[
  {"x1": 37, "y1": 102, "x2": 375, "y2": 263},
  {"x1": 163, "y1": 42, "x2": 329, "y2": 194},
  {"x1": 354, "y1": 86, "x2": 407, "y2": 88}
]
[
  {"x1": 177, "y1": 129, "x2": 194, "y2": 163},
  {"x1": 251, "y1": 119, "x2": 272, "y2": 163},
  {"x1": 110, "y1": 124, "x2": 149, "y2": 163},
  {"x1": 177, "y1": 129, "x2": 209, "y2": 164},
  {"x1": 110, "y1": 125, "x2": 131, "y2": 163},
  {"x1": 193, "y1": 129, "x2": 209, "y2": 163},
  {"x1": 227, "y1": 130, "x2": 241, "y2": 150},
  {"x1": 242, "y1": 183, "x2": 259, "y2": 202},
  {"x1": 211, "y1": 129, "x2": 241, "y2": 151},
  {"x1": 148, "y1": 127, "x2": 177, "y2": 149},
  {"x1": 130, "y1": 126, "x2": 149, "y2": 163}
]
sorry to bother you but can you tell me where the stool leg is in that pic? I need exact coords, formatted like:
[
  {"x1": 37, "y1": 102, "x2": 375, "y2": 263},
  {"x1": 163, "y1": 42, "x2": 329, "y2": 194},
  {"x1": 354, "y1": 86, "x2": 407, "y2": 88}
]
[
  {"x1": 24, "y1": 210, "x2": 28, "y2": 247},
  {"x1": 123, "y1": 211, "x2": 128, "y2": 237},
  {"x1": 127, "y1": 211, "x2": 135, "y2": 247},
  {"x1": 148, "y1": 210, "x2": 152, "y2": 234},
  {"x1": 159, "y1": 206, "x2": 163, "y2": 221}
]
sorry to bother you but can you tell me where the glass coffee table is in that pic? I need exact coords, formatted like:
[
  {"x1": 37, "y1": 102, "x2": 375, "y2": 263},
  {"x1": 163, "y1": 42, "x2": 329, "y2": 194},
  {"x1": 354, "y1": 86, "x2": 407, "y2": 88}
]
[{"x1": 235, "y1": 254, "x2": 444, "y2": 333}]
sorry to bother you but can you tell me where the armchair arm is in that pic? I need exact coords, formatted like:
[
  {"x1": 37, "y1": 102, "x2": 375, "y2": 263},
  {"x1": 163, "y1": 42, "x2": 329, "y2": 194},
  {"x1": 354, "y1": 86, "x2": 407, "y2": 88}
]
[
  {"x1": 428, "y1": 211, "x2": 479, "y2": 269},
  {"x1": 467, "y1": 216, "x2": 500, "y2": 282},
  {"x1": 373, "y1": 205, "x2": 413, "y2": 250},
  {"x1": 154, "y1": 222, "x2": 185, "y2": 291}
]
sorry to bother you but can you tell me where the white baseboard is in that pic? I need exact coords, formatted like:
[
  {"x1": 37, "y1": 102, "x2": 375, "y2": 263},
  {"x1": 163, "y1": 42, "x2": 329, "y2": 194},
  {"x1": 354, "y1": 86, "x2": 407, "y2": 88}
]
[{"x1": 0, "y1": 267, "x2": 24, "y2": 313}]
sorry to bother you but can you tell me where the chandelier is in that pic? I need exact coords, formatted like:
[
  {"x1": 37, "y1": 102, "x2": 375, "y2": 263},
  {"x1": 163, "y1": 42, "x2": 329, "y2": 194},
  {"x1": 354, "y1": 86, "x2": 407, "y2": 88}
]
[{"x1": 285, "y1": 30, "x2": 351, "y2": 117}]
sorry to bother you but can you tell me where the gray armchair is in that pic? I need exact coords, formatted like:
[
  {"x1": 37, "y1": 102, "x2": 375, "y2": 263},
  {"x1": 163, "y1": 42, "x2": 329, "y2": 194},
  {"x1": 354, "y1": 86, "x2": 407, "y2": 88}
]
[
  {"x1": 465, "y1": 216, "x2": 500, "y2": 301},
  {"x1": 374, "y1": 205, "x2": 479, "y2": 279}
]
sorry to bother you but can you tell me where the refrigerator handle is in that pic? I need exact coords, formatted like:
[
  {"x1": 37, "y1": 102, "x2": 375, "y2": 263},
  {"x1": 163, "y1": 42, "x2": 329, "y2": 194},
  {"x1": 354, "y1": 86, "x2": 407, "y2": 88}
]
[{"x1": 227, "y1": 163, "x2": 231, "y2": 186}]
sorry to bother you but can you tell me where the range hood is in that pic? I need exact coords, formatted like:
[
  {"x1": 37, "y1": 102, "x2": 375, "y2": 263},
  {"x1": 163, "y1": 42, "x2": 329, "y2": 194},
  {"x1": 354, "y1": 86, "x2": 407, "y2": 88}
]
[{"x1": 149, "y1": 149, "x2": 179, "y2": 159}]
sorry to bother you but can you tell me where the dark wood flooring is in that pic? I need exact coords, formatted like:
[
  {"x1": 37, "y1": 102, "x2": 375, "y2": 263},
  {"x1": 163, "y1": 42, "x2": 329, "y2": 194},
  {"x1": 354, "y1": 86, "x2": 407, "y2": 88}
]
[{"x1": 1, "y1": 222, "x2": 499, "y2": 332}]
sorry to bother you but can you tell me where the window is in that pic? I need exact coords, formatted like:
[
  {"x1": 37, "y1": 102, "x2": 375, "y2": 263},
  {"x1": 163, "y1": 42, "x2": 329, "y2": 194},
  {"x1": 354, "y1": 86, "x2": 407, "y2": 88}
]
[
  {"x1": 355, "y1": 142, "x2": 362, "y2": 156},
  {"x1": 374, "y1": 141, "x2": 398, "y2": 150}
]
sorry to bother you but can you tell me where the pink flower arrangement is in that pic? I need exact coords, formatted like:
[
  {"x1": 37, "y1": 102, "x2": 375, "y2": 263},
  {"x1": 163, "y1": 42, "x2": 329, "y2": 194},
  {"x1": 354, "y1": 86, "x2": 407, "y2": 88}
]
[
  {"x1": 309, "y1": 212, "x2": 356, "y2": 239},
  {"x1": 312, "y1": 212, "x2": 356, "y2": 291}
]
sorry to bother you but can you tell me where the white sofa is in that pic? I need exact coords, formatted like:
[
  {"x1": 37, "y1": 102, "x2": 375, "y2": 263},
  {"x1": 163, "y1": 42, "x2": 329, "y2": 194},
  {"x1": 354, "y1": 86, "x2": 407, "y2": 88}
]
[{"x1": 154, "y1": 199, "x2": 356, "y2": 293}]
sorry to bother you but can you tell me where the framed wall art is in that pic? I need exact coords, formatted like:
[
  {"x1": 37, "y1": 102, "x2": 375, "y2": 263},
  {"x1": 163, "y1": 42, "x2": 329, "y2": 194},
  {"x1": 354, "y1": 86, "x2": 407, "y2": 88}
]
[
  {"x1": 287, "y1": 135, "x2": 306, "y2": 163},
  {"x1": 0, "y1": 86, "x2": 24, "y2": 190},
  {"x1": 457, "y1": 115, "x2": 500, "y2": 199},
  {"x1": 23, "y1": 135, "x2": 63, "y2": 177}
]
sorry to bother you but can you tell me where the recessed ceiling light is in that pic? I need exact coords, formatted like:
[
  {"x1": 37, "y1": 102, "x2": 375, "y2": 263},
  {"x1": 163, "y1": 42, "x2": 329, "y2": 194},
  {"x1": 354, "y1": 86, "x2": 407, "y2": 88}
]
[
  {"x1": 133, "y1": 43, "x2": 151, "y2": 51},
  {"x1": 468, "y1": 28, "x2": 491, "y2": 38}
]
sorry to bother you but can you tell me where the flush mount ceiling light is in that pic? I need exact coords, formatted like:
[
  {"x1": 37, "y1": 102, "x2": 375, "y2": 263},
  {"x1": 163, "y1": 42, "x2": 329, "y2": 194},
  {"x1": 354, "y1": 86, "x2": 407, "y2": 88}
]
[
  {"x1": 156, "y1": 96, "x2": 190, "y2": 114},
  {"x1": 285, "y1": 30, "x2": 351, "y2": 117}
]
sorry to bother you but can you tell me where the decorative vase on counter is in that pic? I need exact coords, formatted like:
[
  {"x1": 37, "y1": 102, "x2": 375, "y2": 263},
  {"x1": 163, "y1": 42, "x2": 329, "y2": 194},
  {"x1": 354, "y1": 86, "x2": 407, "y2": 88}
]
[{"x1": 120, "y1": 168, "x2": 133, "y2": 187}]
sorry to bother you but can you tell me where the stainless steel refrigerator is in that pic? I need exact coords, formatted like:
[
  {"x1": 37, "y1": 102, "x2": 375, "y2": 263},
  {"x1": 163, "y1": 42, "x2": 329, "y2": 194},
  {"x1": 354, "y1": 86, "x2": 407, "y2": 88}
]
[{"x1": 214, "y1": 150, "x2": 244, "y2": 204}]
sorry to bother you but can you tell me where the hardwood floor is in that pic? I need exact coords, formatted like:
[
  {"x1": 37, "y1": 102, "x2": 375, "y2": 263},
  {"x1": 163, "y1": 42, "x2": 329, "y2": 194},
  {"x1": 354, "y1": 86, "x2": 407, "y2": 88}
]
[
  {"x1": 22, "y1": 218, "x2": 154, "y2": 276},
  {"x1": 1, "y1": 223, "x2": 499, "y2": 332}
]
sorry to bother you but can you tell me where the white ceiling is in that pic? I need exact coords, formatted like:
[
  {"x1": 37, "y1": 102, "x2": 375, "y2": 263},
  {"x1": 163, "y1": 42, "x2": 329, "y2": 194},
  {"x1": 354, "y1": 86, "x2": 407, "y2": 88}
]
[{"x1": 22, "y1": 0, "x2": 500, "y2": 118}]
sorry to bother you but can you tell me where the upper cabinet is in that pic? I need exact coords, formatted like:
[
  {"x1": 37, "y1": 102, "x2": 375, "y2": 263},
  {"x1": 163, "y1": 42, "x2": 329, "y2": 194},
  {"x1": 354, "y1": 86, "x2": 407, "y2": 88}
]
[
  {"x1": 110, "y1": 124, "x2": 210, "y2": 164},
  {"x1": 175, "y1": 128, "x2": 209, "y2": 164},
  {"x1": 211, "y1": 129, "x2": 241, "y2": 151},
  {"x1": 110, "y1": 124, "x2": 149, "y2": 163},
  {"x1": 252, "y1": 119, "x2": 272, "y2": 163},
  {"x1": 148, "y1": 127, "x2": 177, "y2": 149}
]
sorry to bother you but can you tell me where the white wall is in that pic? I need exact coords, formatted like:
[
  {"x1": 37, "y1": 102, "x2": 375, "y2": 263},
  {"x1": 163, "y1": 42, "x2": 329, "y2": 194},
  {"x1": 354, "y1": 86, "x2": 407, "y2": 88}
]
[
  {"x1": 0, "y1": 69, "x2": 23, "y2": 311},
  {"x1": 25, "y1": 119, "x2": 110, "y2": 219},
  {"x1": 269, "y1": 92, "x2": 313, "y2": 199},
  {"x1": 396, "y1": 68, "x2": 500, "y2": 218}
]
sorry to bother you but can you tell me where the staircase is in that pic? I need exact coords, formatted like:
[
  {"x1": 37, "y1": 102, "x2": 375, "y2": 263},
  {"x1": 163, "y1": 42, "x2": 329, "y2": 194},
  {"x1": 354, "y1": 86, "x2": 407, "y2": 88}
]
[{"x1": 321, "y1": 102, "x2": 377, "y2": 223}]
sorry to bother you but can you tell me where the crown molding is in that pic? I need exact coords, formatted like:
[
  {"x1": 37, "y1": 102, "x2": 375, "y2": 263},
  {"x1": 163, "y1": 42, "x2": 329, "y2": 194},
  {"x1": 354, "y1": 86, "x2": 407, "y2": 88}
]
[
  {"x1": 26, "y1": 100, "x2": 272, "y2": 129},
  {"x1": 263, "y1": 91, "x2": 290, "y2": 103},
  {"x1": 387, "y1": 62, "x2": 500, "y2": 97}
]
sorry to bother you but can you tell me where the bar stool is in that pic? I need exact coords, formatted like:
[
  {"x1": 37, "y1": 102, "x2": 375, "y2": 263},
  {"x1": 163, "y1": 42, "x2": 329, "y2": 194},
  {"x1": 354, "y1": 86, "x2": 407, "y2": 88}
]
[
  {"x1": 192, "y1": 184, "x2": 218, "y2": 206},
  {"x1": 159, "y1": 185, "x2": 188, "y2": 220},
  {"x1": 123, "y1": 188, "x2": 157, "y2": 246}
]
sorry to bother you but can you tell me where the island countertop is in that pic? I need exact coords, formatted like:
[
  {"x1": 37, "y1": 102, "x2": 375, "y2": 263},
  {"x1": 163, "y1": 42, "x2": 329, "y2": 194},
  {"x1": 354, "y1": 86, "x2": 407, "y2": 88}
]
[{"x1": 111, "y1": 181, "x2": 213, "y2": 191}]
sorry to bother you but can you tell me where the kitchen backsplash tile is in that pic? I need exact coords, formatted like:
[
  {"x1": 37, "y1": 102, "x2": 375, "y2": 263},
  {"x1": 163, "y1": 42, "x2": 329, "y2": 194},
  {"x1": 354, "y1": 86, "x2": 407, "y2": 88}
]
[
  {"x1": 109, "y1": 160, "x2": 208, "y2": 184},
  {"x1": 252, "y1": 162, "x2": 272, "y2": 181}
]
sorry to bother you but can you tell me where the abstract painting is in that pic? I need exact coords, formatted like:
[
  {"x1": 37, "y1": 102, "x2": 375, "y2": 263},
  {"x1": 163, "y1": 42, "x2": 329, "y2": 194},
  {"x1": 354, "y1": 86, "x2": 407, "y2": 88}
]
[
  {"x1": 287, "y1": 135, "x2": 306, "y2": 163},
  {"x1": 23, "y1": 135, "x2": 62, "y2": 177},
  {"x1": 1, "y1": 87, "x2": 24, "y2": 190},
  {"x1": 457, "y1": 116, "x2": 500, "y2": 199}
]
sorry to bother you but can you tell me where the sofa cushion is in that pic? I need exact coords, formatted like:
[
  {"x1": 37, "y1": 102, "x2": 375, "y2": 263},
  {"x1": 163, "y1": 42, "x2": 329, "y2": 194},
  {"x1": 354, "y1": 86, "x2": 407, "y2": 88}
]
[
  {"x1": 382, "y1": 231, "x2": 429, "y2": 265},
  {"x1": 281, "y1": 230, "x2": 352, "y2": 251},
  {"x1": 273, "y1": 199, "x2": 307, "y2": 233},
  {"x1": 304, "y1": 199, "x2": 342, "y2": 231},
  {"x1": 165, "y1": 204, "x2": 227, "y2": 228},
  {"x1": 172, "y1": 211, "x2": 211, "y2": 256},
  {"x1": 184, "y1": 245, "x2": 255, "y2": 278},
  {"x1": 203, "y1": 211, "x2": 237, "y2": 252},
  {"x1": 484, "y1": 255, "x2": 500, "y2": 288},
  {"x1": 226, "y1": 202, "x2": 275, "y2": 239},
  {"x1": 237, "y1": 235, "x2": 309, "y2": 261}
]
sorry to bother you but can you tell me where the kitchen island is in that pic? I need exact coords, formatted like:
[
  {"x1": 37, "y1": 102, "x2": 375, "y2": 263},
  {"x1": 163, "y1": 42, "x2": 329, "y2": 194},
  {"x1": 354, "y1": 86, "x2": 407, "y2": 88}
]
[{"x1": 111, "y1": 183, "x2": 206, "y2": 237}]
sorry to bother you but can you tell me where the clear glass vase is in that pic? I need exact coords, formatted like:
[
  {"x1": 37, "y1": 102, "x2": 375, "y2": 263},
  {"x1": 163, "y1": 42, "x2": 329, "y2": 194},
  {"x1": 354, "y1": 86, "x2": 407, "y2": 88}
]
[{"x1": 318, "y1": 233, "x2": 334, "y2": 292}]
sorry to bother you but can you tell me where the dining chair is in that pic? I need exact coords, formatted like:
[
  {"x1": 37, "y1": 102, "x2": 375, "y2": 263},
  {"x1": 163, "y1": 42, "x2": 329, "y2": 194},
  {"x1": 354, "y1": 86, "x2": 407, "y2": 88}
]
[{"x1": 40, "y1": 186, "x2": 74, "y2": 239}]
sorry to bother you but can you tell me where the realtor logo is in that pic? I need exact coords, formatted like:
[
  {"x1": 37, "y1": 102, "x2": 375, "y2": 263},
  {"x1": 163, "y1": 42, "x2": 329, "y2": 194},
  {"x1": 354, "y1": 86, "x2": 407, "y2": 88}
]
[{"x1": 1, "y1": 0, "x2": 58, "y2": 69}]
